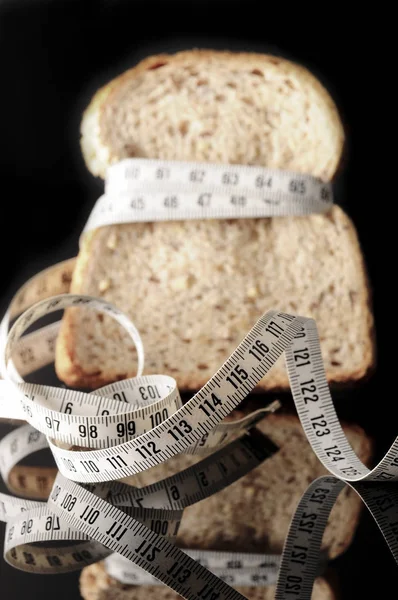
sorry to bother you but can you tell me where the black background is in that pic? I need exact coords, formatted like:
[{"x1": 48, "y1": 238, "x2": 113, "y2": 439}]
[{"x1": 0, "y1": 0, "x2": 397, "y2": 597}]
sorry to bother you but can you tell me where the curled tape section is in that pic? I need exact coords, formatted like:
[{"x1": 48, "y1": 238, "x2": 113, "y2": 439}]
[
  {"x1": 1, "y1": 430, "x2": 274, "y2": 575},
  {"x1": 2, "y1": 295, "x2": 394, "y2": 485},
  {"x1": 1, "y1": 295, "x2": 277, "y2": 456},
  {"x1": 47, "y1": 473, "x2": 398, "y2": 600},
  {"x1": 4, "y1": 502, "x2": 182, "y2": 574},
  {"x1": 0, "y1": 292, "x2": 397, "y2": 599}
]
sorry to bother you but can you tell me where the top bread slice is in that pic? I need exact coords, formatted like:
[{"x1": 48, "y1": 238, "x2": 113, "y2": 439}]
[
  {"x1": 81, "y1": 50, "x2": 344, "y2": 180},
  {"x1": 55, "y1": 49, "x2": 374, "y2": 390}
]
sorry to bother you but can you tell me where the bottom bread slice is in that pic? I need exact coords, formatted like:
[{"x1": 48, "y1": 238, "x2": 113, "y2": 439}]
[
  {"x1": 122, "y1": 414, "x2": 373, "y2": 559},
  {"x1": 80, "y1": 561, "x2": 337, "y2": 600}
]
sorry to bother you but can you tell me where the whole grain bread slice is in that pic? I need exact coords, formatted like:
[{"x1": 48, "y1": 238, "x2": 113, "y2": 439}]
[
  {"x1": 54, "y1": 49, "x2": 374, "y2": 391},
  {"x1": 81, "y1": 50, "x2": 344, "y2": 180},
  {"x1": 55, "y1": 206, "x2": 374, "y2": 390},
  {"x1": 80, "y1": 561, "x2": 337, "y2": 600}
]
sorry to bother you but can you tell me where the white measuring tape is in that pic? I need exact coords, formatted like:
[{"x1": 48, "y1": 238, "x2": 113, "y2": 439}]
[
  {"x1": 104, "y1": 550, "x2": 281, "y2": 587},
  {"x1": 0, "y1": 283, "x2": 281, "y2": 582},
  {"x1": 1, "y1": 427, "x2": 275, "y2": 574},
  {"x1": 83, "y1": 159, "x2": 333, "y2": 234},
  {"x1": 0, "y1": 294, "x2": 397, "y2": 598},
  {"x1": 0, "y1": 160, "x2": 395, "y2": 598},
  {"x1": 2, "y1": 297, "x2": 393, "y2": 486}
]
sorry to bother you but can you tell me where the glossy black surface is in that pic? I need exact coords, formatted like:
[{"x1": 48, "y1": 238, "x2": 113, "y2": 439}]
[{"x1": 0, "y1": 1, "x2": 397, "y2": 597}]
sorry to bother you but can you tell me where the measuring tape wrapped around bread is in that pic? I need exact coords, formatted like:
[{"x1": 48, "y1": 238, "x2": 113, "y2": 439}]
[{"x1": 53, "y1": 49, "x2": 374, "y2": 392}]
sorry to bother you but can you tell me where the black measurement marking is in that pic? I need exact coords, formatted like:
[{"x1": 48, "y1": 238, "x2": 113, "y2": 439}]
[
  {"x1": 248, "y1": 339, "x2": 269, "y2": 361},
  {"x1": 168, "y1": 419, "x2": 193, "y2": 441},
  {"x1": 136, "y1": 441, "x2": 161, "y2": 459},
  {"x1": 265, "y1": 320, "x2": 284, "y2": 338},
  {"x1": 106, "y1": 521, "x2": 128, "y2": 542},
  {"x1": 226, "y1": 364, "x2": 248, "y2": 389},
  {"x1": 293, "y1": 347, "x2": 311, "y2": 368},
  {"x1": 166, "y1": 561, "x2": 192, "y2": 584},
  {"x1": 106, "y1": 455, "x2": 128, "y2": 469},
  {"x1": 80, "y1": 506, "x2": 100, "y2": 525},
  {"x1": 134, "y1": 540, "x2": 161, "y2": 561},
  {"x1": 198, "y1": 393, "x2": 222, "y2": 417}
]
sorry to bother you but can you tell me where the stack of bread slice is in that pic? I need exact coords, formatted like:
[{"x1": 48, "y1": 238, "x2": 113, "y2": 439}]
[
  {"x1": 54, "y1": 50, "x2": 375, "y2": 599},
  {"x1": 55, "y1": 50, "x2": 374, "y2": 392}
]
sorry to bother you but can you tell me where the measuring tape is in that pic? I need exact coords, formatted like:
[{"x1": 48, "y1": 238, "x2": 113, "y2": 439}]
[
  {"x1": 0, "y1": 289, "x2": 280, "y2": 580},
  {"x1": 1, "y1": 294, "x2": 278, "y2": 453},
  {"x1": 2, "y1": 296, "x2": 394, "y2": 485},
  {"x1": 0, "y1": 160, "x2": 395, "y2": 598},
  {"x1": 1, "y1": 428, "x2": 275, "y2": 573},
  {"x1": 0, "y1": 294, "x2": 397, "y2": 598},
  {"x1": 104, "y1": 550, "x2": 281, "y2": 587},
  {"x1": 83, "y1": 159, "x2": 334, "y2": 234}
]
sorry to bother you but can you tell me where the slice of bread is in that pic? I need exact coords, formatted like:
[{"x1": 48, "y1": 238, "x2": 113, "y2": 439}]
[
  {"x1": 55, "y1": 206, "x2": 374, "y2": 390},
  {"x1": 122, "y1": 414, "x2": 373, "y2": 560},
  {"x1": 81, "y1": 50, "x2": 344, "y2": 180},
  {"x1": 80, "y1": 561, "x2": 337, "y2": 600},
  {"x1": 55, "y1": 49, "x2": 374, "y2": 391}
]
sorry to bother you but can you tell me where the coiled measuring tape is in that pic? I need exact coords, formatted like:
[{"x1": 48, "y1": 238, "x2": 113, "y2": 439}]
[
  {"x1": 0, "y1": 295, "x2": 398, "y2": 598},
  {"x1": 0, "y1": 291, "x2": 281, "y2": 584},
  {"x1": 0, "y1": 160, "x2": 396, "y2": 598},
  {"x1": 2, "y1": 296, "x2": 394, "y2": 486}
]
